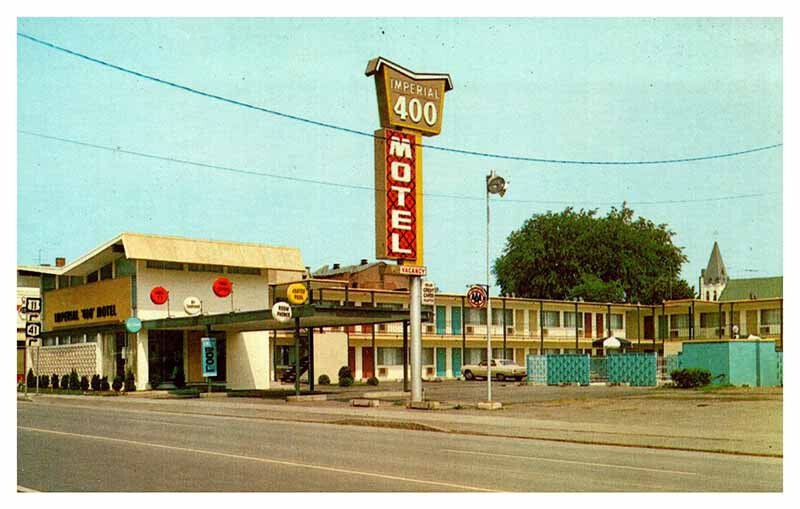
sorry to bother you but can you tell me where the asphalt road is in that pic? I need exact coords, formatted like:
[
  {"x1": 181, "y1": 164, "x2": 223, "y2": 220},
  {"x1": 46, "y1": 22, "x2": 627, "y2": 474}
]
[{"x1": 17, "y1": 400, "x2": 782, "y2": 492}]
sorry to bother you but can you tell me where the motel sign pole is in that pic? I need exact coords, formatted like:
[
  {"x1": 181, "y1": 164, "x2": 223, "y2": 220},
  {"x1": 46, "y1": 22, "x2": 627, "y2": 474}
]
[
  {"x1": 485, "y1": 170, "x2": 508, "y2": 405},
  {"x1": 410, "y1": 276, "x2": 423, "y2": 402}
]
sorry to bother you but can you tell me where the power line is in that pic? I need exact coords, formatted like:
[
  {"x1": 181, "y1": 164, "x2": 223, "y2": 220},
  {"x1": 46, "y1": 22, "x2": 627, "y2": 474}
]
[
  {"x1": 18, "y1": 31, "x2": 783, "y2": 167},
  {"x1": 19, "y1": 129, "x2": 778, "y2": 206}
]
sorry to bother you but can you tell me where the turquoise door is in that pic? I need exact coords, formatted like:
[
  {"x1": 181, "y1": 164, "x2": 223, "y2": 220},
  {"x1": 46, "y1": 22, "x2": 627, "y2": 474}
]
[
  {"x1": 436, "y1": 306, "x2": 447, "y2": 335},
  {"x1": 451, "y1": 348, "x2": 462, "y2": 377},
  {"x1": 451, "y1": 306, "x2": 462, "y2": 335},
  {"x1": 436, "y1": 348, "x2": 447, "y2": 376}
]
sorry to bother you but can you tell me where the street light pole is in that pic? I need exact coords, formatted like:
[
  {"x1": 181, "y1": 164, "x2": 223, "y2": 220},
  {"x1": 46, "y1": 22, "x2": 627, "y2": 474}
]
[{"x1": 485, "y1": 170, "x2": 508, "y2": 405}]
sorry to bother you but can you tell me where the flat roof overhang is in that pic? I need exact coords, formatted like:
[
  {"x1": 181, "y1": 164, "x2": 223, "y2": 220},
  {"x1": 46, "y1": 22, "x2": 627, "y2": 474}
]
[{"x1": 139, "y1": 304, "x2": 428, "y2": 333}]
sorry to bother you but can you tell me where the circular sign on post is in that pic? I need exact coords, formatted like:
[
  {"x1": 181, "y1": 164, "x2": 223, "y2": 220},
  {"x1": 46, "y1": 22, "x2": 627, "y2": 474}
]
[
  {"x1": 286, "y1": 283, "x2": 309, "y2": 305},
  {"x1": 183, "y1": 296, "x2": 202, "y2": 316},
  {"x1": 125, "y1": 317, "x2": 142, "y2": 334},
  {"x1": 212, "y1": 277, "x2": 233, "y2": 298},
  {"x1": 150, "y1": 286, "x2": 169, "y2": 305},
  {"x1": 271, "y1": 301, "x2": 292, "y2": 323},
  {"x1": 466, "y1": 285, "x2": 488, "y2": 309}
]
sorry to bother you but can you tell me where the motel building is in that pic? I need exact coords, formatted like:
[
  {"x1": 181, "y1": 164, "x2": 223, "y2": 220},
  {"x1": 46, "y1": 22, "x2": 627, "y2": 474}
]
[{"x1": 18, "y1": 233, "x2": 783, "y2": 389}]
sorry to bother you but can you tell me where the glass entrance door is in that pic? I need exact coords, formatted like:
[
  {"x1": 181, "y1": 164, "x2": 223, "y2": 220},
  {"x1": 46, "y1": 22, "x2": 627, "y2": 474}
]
[{"x1": 148, "y1": 330, "x2": 184, "y2": 387}]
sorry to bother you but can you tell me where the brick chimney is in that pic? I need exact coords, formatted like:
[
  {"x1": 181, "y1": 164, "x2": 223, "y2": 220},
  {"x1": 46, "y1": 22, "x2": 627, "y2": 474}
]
[{"x1": 55, "y1": 257, "x2": 66, "y2": 267}]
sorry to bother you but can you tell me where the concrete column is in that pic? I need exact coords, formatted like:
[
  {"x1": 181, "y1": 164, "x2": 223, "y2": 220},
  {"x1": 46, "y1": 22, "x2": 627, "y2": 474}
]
[
  {"x1": 95, "y1": 333, "x2": 103, "y2": 376},
  {"x1": 410, "y1": 276, "x2": 422, "y2": 402},
  {"x1": 136, "y1": 330, "x2": 149, "y2": 390}
]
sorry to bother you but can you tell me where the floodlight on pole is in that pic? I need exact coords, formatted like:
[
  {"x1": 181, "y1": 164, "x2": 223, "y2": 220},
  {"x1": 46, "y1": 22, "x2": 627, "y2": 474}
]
[{"x1": 485, "y1": 169, "x2": 508, "y2": 405}]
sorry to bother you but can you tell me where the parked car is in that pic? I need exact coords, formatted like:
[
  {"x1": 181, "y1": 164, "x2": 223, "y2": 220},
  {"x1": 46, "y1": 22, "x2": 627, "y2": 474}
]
[{"x1": 462, "y1": 359, "x2": 526, "y2": 381}]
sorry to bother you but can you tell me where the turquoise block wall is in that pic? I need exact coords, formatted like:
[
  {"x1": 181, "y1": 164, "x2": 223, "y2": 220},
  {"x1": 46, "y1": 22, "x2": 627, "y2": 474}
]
[
  {"x1": 526, "y1": 355, "x2": 547, "y2": 385},
  {"x1": 777, "y1": 351, "x2": 783, "y2": 386},
  {"x1": 679, "y1": 342, "x2": 731, "y2": 384},
  {"x1": 607, "y1": 353, "x2": 657, "y2": 386},
  {"x1": 545, "y1": 354, "x2": 589, "y2": 385},
  {"x1": 679, "y1": 341, "x2": 780, "y2": 387}
]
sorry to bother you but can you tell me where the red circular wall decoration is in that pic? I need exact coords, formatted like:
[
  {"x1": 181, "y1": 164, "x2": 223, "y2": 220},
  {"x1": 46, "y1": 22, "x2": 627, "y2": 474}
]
[
  {"x1": 212, "y1": 277, "x2": 233, "y2": 298},
  {"x1": 150, "y1": 286, "x2": 169, "y2": 305}
]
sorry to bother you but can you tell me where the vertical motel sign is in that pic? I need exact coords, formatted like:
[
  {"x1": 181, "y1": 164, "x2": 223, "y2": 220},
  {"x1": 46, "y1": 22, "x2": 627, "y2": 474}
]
[{"x1": 366, "y1": 57, "x2": 452, "y2": 265}]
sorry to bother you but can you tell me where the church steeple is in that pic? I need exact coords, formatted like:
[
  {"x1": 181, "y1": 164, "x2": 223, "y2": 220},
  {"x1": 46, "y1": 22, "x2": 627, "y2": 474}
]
[{"x1": 703, "y1": 241, "x2": 728, "y2": 285}]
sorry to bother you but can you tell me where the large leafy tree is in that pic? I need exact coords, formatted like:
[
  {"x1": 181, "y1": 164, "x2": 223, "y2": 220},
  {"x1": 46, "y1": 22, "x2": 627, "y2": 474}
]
[{"x1": 493, "y1": 204, "x2": 694, "y2": 304}]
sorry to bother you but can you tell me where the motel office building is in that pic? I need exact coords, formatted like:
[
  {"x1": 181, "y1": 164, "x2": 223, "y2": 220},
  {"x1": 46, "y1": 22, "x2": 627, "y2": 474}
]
[{"x1": 22, "y1": 234, "x2": 783, "y2": 388}]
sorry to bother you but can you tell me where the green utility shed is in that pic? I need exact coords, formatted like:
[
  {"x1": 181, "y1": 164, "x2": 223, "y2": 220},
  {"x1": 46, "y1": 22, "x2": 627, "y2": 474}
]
[{"x1": 678, "y1": 340, "x2": 780, "y2": 387}]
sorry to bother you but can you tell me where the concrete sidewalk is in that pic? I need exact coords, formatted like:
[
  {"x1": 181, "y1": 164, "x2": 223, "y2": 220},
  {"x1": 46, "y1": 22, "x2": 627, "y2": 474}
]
[{"x1": 19, "y1": 392, "x2": 782, "y2": 457}]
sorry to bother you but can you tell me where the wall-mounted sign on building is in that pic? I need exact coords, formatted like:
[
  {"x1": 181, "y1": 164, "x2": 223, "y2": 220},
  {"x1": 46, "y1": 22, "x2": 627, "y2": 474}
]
[
  {"x1": 125, "y1": 317, "x2": 142, "y2": 334},
  {"x1": 44, "y1": 277, "x2": 132, "y2": 330},
  {"x1": 183, "y1": 296, "x2": 202, "y2": 315}
]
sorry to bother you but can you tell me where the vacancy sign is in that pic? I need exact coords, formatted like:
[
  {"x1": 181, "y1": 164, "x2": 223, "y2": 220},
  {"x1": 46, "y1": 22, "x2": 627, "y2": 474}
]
[{"x1": 374, "y1": 128, "x2": 422, "y2": 262}]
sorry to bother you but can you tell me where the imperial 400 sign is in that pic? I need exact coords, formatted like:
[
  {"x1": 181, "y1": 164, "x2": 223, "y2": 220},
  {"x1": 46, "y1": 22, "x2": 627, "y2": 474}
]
[{"x1": 374, "y1": 128, "x2": 422, "y2": 261}]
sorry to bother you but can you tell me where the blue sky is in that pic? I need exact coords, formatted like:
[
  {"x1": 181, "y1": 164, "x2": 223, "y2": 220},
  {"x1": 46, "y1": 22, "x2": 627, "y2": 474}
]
[{"x1": 16, "y1": 17, "x2": 782, "y2": 294}]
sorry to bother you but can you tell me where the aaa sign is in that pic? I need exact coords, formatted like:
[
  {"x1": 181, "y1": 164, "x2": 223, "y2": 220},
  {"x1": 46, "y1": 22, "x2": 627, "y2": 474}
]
[{"x1": 374, "y1": 128, "x2": 422, "y2": 263}]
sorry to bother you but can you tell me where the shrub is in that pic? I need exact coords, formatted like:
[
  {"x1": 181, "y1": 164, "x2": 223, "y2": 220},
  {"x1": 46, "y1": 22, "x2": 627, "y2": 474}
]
[
  {"x1": 366, "y1": 376, "x2": 379, "y2": 386},
  {"x1": 112, "y1": 375, "x2": 123, "y2": 392},
  {"x1": 100, "y1": 376, "x2": 110, "y2": 391},
  {"x1": 39, "y1": 374, "x2": 49, "y2": 389},
  {"x1": 338, "y1": 376, "x2": 354, "y2": 387},
  {"x1": 27, "y1": 368, "x2": 36, "y2": 388},
  {"x1": 51, "y1": 373, "x2": 59, "y2": 389},
  {"x1": 338, "y1": 366, "x2": 352, "y2": 380},
  {"x1": 80, "y1": 375, "x2": 90, "y2": 392},
  {"x1": 124, "y1": 370, "x2": 136, "y2": 392},
  {"x1": 60, "y1": 374, "x2": 69, "y2": 390},
  {"x1": 69, "y1": 369, "x2": 81, "y2": 391},
  {"x1": 670, "y1": 368, "x2": 712, "y2": 389},
  {"x1": 91, "y1": 374, "x2": 101, "y2": 391},
  {"x1": 318, "y1": 374, "x2": 331, "y2": 385}
]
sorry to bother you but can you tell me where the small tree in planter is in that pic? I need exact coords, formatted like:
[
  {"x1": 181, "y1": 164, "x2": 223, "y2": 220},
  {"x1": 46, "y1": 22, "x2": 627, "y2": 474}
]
[
  {"x1": 26, "y1": 368, "x2": 36, "y2": 388},
  {"x1": 91, "y1": 374, "x2": 101, "y2": 391},
  {"x1": 318, "y1": 374, "x2": 331, "y2": 385},
  {"x1": 39, "y1": 374, "x2": 49, "y2": 390},
  {"x1": 112, "y1": 375, "x2": 123, "y2": 392},
  {"x1": 80, "y1": 375, "x2": 90, "y2": 392},
  {"x1": 100, "y1": 376, "x2": 110, "y2": 391},
  {"x1": 68, "y1": 369, "x2": 80, "y2": 391},
  {"x1": 60, "y1": 374, "x2": 69, "y2": 390},
  {"x1": 51, "y1": 373, "x2": 59, "y2": 390},
  {"x1": 124, "y1": 370, "x2": 136, "y2": 392},
  {"x1": 366, "y1": 376, "x2": 379, "y2": 386}
]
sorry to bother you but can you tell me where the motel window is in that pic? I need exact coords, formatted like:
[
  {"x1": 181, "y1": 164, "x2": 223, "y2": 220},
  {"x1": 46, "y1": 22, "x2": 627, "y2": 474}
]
[
  {"x1": 86, "y1": 271, "x2": 99, "y2": 283},
  {"x1": 58, "y1": 275, "x2": 70, "y2": 288},
  {"x1": 700, "y1": 312, "x2": 726, "y2": 328},
  {"x1": 761, "y1": 309, "x2": 781, "y2": 325},
  {"x1": 85, "y1": 333, "x2": 97, "y2": 343},
  {"x1": 421, "y1": 305, "x2": 434, "y2": 324},
  {"x1": 43, "y1": 336, "x2": 56, "y2": 347},
  {"x1": 377, "y1": 347, "x2": 404, "y2": 366},
  {"x1": 42, "y1": 274, "x2": 56, "y2": 291},
  {"x1": 188, "y1": 263, "x2": 224, "y2": 273},
  {"x1": 543, "y1": 311, "x2": 560, "y2": 328},
  {"x1": 563, "y1": 312, "x2": 584, "y2": 329},
  {"x1": 70, "y1": 276, "x2": 83, "y2": 286},
  {"x1": 465, "y1": 348, "x2": 486, "y2": 364},
  {"x1": 610, "y1": 314, "x2": 623, "y2": 330},
  {"x1": 115, "y1": 258, "x2": 136, "y2": 277},
  {"x1": 670, "y1": 314, "x2": 690, "y2": 329},
  {"x1": 422, "y1": 348, "x2": 434, "y2": 365},
  {"x1": 146, "y1": 260, "x2": 185, "y2": 271},
  {"x1": 491, "y1": 308, "x2": 514, "y2": 325},
  {"x1": 227, "y1": 266, "x2": 261, "y2": 275},
  {"x1": 100, "y1": 263, "x2": 113, "y2": 280},
  {"x1": 464, "y1": 308, "x2": 487, "y2": 325},
  {"x1": 493, "y1": 348, "x2": 511, "y2": 361}
]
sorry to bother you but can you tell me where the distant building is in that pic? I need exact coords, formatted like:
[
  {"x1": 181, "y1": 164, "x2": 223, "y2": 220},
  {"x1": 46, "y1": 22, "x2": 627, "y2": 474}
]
[{"x1": 699, "y1": 241, "x2": 728, "y2": 301}]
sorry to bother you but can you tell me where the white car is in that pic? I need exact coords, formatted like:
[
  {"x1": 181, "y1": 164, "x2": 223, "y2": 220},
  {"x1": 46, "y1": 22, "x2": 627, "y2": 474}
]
[{"x1": 462, "y1": 359, "x2": 527, "y2": 382}]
